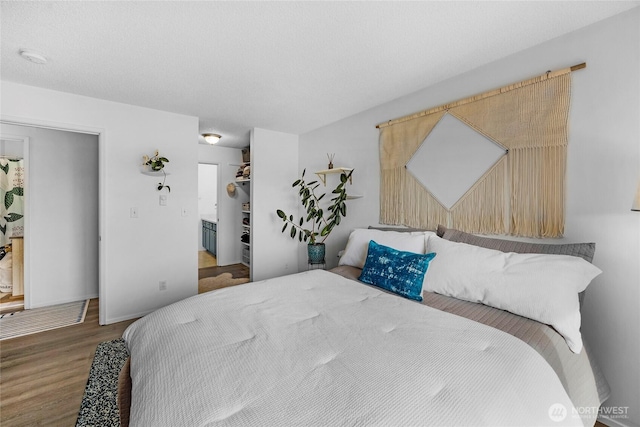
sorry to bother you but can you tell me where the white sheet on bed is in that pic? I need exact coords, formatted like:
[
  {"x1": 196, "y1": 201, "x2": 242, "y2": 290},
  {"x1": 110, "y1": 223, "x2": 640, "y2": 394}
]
[{"x1": 123, "y1": 270, "x2": 583, "y2": 426}]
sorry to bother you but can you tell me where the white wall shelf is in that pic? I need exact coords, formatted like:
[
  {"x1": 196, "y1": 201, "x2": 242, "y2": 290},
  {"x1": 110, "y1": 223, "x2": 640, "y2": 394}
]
[
  {"x1": 314, "y1": 167, "x2": 353, "y2": 186},
  {"x1": 140, "y1": 170, "x2": 170, "y2": 176}
]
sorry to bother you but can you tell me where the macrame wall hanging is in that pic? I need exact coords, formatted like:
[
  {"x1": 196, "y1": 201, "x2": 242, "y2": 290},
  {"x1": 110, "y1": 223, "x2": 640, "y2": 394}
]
[{"x1": 377, "y1": 64, "x2": 585, "y2": 238}]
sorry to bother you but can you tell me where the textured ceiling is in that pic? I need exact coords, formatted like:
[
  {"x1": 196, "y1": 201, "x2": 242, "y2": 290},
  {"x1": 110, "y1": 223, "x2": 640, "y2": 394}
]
[{"x1": 1, "y1": 1, "x2": 638, "y2": 148}]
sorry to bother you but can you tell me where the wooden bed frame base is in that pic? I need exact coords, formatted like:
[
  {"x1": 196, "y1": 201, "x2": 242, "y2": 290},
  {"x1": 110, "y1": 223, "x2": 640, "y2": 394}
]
[{"x1": 117, "y1": 357, "x2": 131, "y2": 427}]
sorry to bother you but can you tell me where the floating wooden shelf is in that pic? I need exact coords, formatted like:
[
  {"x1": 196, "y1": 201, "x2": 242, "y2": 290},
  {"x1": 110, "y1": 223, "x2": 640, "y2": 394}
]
[{"x1": 314, "y1": 167, "x2": 353, "y2": 186}]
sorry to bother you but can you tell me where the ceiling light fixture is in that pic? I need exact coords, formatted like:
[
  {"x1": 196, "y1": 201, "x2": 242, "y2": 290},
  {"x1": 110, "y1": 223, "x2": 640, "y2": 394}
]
[
  {"x1": 202, "y1": 133, "x2": 221, "y2": 144},
  {"x1": 19, "y1": 49, "x2": 48, "y2": 65}
]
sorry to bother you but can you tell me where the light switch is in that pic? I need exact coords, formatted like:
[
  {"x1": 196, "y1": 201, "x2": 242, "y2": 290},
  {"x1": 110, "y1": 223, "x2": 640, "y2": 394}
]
[
  {"x1": 130, "y1": 207, "x2": 138, "y2": 218},
  {"x1": 159, "y1": 195, "x2": 167, "y2": 206},
  {"x1": 181, "y1": 207, "x2": 188, "y2": 217}
]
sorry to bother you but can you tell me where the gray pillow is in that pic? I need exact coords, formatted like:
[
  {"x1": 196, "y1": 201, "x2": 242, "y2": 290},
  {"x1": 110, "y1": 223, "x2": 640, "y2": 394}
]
[
  {"x1": 368, "y1": 225, "x2": 432, "y2": 233},
  {"x1": 436, "y1": 225, "x2": 595, "y2": 262},
  {"x1": 436, "y1": 225, "x2": 596, "y2": 306}
]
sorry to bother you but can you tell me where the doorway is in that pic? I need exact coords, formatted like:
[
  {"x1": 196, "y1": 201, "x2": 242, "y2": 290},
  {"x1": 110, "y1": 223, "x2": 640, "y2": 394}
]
[
  {"x1": 198, "y1": 163, "x2": 218, "y2": 269},
  {"x1": 0, "y1": 135, "x2": 27, "y2": 313},
  {"x1": 0, "y1": 123, "x2": 99, "y2": 311}
]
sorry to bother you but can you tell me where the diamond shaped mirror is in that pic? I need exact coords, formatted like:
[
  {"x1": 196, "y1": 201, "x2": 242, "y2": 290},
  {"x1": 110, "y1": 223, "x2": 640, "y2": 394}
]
[{"x1": 406, "y1": 113, "x2": 506, "y2": 210}]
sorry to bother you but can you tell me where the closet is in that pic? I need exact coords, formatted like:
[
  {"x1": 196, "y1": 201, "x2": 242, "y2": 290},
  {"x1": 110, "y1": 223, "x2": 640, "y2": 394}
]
[{"x1": 235, "y1": 156, "x2": 251, "y2": 268}]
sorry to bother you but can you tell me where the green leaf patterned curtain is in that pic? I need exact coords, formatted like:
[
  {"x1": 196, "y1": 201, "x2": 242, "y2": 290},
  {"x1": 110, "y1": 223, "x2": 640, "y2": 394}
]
[{"x1": 1, "y1": 158, "x2": 24, "y2": 246}]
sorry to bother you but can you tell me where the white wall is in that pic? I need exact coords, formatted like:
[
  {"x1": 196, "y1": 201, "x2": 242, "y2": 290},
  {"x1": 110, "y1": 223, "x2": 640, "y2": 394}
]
[
  {"x1": 1, "y1": 82, "x2": 199, "y2": 324},
  {"x1": 299, "y1": 8, "x2": 640, "y2": 426},
  {"x1": 1, "y1": 124, "x2": 99, "y2": 308},
  {"x1": 198, "y1": 144, "x2": 245, "y2": 266},
  {"x1": 0, "y1": 138, "x2": 24, "y2": 157},
  {"x1": 295, "y1": 124, "x2": 372, "y2": 271},
  {"x1": 198, "y1": 164, "x2": 217, "y2": 220},
  {"x1": 250, "y1": 128, "x2": 299, "y2": 281}
]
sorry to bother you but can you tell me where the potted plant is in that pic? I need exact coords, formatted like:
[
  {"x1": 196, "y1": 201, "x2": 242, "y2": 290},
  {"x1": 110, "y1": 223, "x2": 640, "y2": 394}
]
[
  {"x1": 276, "y1": 169, "x2": 352, "y2": 265},
  {"x1": 142, "y1": 150, "x2": 170, "y2": 192}
]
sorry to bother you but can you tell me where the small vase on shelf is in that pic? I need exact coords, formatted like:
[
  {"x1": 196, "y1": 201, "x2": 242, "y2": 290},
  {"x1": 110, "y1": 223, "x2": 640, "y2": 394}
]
[{"x1": 327, "y1": 153, "x2": 335, "y2": 170}]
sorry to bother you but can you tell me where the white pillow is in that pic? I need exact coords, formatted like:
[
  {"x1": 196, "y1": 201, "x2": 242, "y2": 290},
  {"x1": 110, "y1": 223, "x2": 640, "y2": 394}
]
[
  {"x1": 424, "y1": 235, "x2": 602, "y2": 353},
  {"x1": 338, "y1": 229, "x2": 432, "y2": 269}
]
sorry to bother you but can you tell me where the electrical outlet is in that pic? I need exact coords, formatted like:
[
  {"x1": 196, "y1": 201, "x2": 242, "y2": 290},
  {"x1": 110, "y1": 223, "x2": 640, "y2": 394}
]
[
  {"x1": 159, "y1": 195, "x2": 167, "y2": 206},
  {"x1": 159, "y1": 280, "x2": 167, "y2": 291},
  {"x1": 130, "y1": 207, "x2": 138, "y2": 218}
]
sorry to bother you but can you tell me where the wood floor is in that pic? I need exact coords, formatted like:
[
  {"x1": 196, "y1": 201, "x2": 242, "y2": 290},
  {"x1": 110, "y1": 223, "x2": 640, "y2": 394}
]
[
  {"x1": 0, "y1": 299, "x2": 136, "y2": 426},
  {"x1": 198, "y1": 250, "x2": 250, "y2": 281},
  {"x1": 198, "y1": 249, "x2": 217, "y2": 268},
  {"x1": 198, "y1": 262, "x2": 249, "y2": 280}
]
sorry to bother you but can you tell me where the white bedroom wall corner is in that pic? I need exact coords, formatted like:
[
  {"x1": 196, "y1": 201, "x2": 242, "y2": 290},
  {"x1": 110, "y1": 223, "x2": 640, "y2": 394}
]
[
  {"x1": 298, "y1": 118, "x2": 379, "y2": 272},
  {"x1": 250, "y1": 128, "x2": 299, "y2": 281}
]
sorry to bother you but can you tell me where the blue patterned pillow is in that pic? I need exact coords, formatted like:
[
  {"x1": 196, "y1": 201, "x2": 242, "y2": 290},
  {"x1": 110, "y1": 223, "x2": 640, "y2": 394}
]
[{"x1": 358, "y1": 240, "x2": 436, "y2": 301}]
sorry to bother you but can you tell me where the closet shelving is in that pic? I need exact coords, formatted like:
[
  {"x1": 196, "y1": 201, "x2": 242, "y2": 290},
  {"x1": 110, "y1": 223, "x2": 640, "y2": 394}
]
[
  {"x1": 236, "y1": 161, "x2": 251, "y2": 183},
  {"x1": 237, "y1": 161, "x2": 251, "y2": 268},
  {"x1": 241, "y1": 209, "x2": 250, "y2": 268}
]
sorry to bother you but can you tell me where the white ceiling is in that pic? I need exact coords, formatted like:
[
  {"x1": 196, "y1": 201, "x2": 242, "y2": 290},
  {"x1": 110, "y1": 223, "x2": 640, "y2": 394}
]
[{"x1": 2, "y1": 1, "x2": 638, "y2": 148}]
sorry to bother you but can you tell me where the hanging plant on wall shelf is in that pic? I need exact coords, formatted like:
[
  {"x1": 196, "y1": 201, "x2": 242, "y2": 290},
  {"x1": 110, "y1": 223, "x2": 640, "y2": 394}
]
[{"x1": 142, "y1": 150, "x2": 171, "y2": 192}]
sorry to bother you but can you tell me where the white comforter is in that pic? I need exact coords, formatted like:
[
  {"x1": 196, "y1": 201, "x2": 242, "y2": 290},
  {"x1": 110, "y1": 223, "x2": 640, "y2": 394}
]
[{"x1": 123, "y1": 270, "x2": 582, "y2": 426}]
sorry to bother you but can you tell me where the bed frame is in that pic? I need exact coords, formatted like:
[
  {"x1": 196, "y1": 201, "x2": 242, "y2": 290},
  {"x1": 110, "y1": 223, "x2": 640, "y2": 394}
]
[{"x1": 117, "y1": 358, "x2": 131, "y2": 427}]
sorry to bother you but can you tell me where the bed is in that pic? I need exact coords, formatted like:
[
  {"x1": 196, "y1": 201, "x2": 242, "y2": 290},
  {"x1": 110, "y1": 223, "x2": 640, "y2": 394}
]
[{"x1": 114, "y1": 227, "x2": 609, "y2": 427}]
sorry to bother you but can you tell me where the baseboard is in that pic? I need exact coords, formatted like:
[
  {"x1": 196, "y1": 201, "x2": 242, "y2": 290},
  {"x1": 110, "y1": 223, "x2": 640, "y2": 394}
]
[
  {"x1": 599, "y1": 415, "x2": 640, "y2": 427},
  {"x1": 103, "y1": 309, "x2": 153, "y2": 325},
  {"x1": 29, "y1": 293, "x2": 98, "y2": 309}
]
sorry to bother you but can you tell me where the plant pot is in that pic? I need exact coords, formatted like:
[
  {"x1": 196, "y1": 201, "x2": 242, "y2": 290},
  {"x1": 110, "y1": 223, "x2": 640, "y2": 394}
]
[{"x1": 307, "y1": 243, "x2": 326, "y2": 265}]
